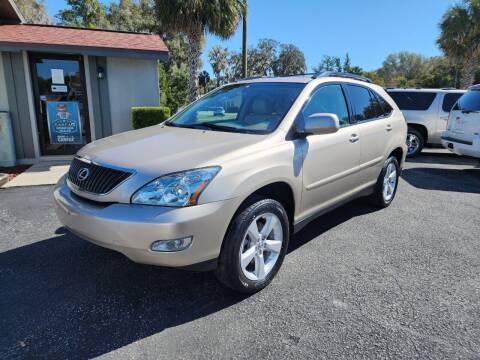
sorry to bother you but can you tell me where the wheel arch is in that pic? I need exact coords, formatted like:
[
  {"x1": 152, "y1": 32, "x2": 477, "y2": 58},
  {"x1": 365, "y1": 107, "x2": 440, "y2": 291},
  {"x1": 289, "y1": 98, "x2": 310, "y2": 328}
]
[
  {"x1": 408, "y1": 123, "x2": 428, "y2": 143},
  {"x1": 388, "y1": 147, "x2": 404, "y2": 167},
  {"x1": 236, "y1": 181, "x2": 295, "y2": 228}
]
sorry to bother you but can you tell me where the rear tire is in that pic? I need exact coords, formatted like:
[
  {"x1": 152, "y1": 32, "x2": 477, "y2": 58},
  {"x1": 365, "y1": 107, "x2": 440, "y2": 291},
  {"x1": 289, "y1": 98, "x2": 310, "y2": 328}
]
[
  {"x1": 215, "y1": 197, "x2": 290, "y2": 294},
  {"x1": 369, "y1": 156, "x2": 400, "y2": 208},
  {"x1": 406, "y1": 127, "x2": 425, "y2": 157}
]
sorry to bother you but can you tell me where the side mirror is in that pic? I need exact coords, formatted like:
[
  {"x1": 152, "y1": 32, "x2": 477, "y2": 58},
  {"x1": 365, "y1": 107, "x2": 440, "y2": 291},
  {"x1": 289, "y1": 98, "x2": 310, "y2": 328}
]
[{"x1": 301, "y1": 113, "x2": 340, "y2": 136}]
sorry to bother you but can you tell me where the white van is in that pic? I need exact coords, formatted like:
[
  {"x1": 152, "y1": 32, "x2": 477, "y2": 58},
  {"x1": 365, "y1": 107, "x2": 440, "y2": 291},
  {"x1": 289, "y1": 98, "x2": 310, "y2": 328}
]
[
  {"x1": 441, "y1": 85, "x2": 480, "y2": 158},
  {"x1": 387, "y1": 89, "x2": 465, "y2": 157}
]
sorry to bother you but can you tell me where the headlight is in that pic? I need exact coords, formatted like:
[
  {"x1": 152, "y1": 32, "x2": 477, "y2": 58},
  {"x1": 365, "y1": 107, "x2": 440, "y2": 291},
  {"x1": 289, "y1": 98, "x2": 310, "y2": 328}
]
[{"x1": 131, "y1": 167, "x2": 220, "y2": 206}]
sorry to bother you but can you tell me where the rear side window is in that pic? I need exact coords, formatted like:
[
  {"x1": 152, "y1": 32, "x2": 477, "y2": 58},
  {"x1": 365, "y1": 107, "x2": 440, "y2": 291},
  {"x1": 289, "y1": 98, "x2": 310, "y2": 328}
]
[
  {"x1": 372, "y1": 91, "x2": 393, "y2": 117},
  {"x1": 388, "y1": 91, "x2": 437, "y2": 111},
  {"x1": 442, "y1": 93, "x2": 463, "y2": 112},
  {"x1": 345, "y1": 84, "x2": 377, "y2": 121},
  {"x1": 453, "y1": 90, "x2": 480, "y2": 112}
]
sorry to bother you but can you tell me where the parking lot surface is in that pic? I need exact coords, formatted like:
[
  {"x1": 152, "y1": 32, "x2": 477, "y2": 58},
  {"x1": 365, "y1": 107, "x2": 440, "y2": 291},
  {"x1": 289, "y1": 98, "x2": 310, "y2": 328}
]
[{"x1": 1, "y1": 151, "x2": 479, "y2": 359}]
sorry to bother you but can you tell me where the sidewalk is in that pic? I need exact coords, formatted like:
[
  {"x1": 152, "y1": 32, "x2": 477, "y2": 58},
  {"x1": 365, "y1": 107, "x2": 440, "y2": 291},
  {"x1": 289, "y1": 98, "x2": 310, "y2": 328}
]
[{"x1": 1, "y1": 161, "x2": 70, "y2": 188}]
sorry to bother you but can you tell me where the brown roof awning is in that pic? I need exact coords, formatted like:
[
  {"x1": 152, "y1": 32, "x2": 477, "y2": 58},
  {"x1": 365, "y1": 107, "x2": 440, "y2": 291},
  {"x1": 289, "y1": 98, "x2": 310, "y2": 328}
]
[{"x1": 0, "y1": 24, "x2": 169, "y2": 60}]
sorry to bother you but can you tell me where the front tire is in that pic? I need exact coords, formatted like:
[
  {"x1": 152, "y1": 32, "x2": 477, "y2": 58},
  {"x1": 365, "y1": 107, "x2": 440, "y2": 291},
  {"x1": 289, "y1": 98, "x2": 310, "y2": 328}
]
[
  {"x1": 369, "y1": 156, "x2": 400, "y2": 208},
  {"x1": 215, "y1": 197, "x2": 290, "y2": 294}
]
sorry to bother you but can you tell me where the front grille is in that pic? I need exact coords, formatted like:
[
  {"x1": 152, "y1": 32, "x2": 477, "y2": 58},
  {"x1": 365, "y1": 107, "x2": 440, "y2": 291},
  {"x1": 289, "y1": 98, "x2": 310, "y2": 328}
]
[{"x1": 68, "y1": 157, "x2": 133, "y2": 195}]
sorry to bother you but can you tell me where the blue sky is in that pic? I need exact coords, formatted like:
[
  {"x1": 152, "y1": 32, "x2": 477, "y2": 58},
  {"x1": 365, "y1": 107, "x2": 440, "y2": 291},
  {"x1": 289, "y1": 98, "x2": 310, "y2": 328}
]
[{"x1": 46, "y1": 0, "x2": 455, "y2": 72}]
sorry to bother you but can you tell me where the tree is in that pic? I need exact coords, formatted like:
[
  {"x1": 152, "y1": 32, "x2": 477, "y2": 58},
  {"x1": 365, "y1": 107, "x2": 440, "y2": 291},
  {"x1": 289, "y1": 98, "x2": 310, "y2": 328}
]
[
  {"x1": 159, "y1": 36, "x2": 191, "y2": 112},
  {"x1": 208, "y1": 46, "x2": 230, "y2": 86},
  {"x1": 248, "y1": 38, "x2": 279, "y2": 76},
  {"x1": 228, "y1": 51, "x2": 244, "y2": 81},
  {"x1": 57, "y1": 0, "x2": 110, "y2": 28},
  {"x1": 377, "y1": 52, "x2": 427, "y2": 87},
  {"x1": 313, "y1": 55, "x2": 341, "y2": 73},
  {"x1": 15, "y1": 0, "x2": 51, "y2": 24},
  {"x1": 313, "y1": 54, "x2": 358, "y2": 74},
  {"x1": 108, "y1": 0, "x2": 156, "y2": 33},
  {"x1": 438, "y1": 0, "x2": 480, "y2": 88},
  {"x1": 418, "y1": 57, "x2": 457, "y2": 88},
  {"x1": 198, "y1": 71, "x2": 211, "y2": 94},
  {"x1": 241, "y1": 2, "x2": 248, "y2": 77},
  {"x1": 154, "y1": 0, "x2": 246, "y2": 102},
  {"x1": 274, "y1": 44, "x2": 306, "y2": 76}
]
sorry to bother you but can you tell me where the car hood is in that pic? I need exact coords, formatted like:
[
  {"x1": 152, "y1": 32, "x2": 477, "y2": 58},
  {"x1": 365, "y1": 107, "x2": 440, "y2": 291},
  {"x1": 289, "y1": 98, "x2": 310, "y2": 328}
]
[{"x1": 77, "y1": 125, "x2": 267, "y2": 177}]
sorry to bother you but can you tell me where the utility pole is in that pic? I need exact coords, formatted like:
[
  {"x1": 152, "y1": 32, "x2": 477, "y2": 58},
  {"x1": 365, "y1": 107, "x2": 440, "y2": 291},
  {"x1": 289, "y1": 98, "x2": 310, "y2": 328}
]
[{"x1": 242, "y1": 1, "x2": 248, "y2": 78}]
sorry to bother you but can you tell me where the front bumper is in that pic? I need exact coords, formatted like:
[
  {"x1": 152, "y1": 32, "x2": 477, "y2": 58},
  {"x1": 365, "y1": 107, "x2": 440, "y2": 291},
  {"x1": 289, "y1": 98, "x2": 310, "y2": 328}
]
[{"x1": 53, "y1": 179, "x2": 239, "y2": 268}]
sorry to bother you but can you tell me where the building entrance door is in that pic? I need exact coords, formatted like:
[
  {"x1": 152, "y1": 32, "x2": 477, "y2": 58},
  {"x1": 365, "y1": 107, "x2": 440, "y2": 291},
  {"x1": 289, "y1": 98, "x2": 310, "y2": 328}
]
[{"x1": 29, "y1": 53, "x2": 91, "y2": 156}]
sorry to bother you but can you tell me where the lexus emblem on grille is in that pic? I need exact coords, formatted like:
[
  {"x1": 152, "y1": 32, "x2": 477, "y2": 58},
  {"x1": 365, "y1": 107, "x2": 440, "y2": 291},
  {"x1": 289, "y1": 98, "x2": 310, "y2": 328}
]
[{"x1": 77, "y1": 168, "x2": 90, "y2": 181}]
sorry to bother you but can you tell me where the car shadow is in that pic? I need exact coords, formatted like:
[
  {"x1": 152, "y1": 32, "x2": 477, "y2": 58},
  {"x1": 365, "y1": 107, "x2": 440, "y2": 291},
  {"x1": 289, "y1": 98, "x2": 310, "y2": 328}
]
[
  {"x1": 288, "y1": 199, "x2": 380, "y2": 253},
  {"x1": 0, "y1": 232, "x2": 247, "y2": 359},
  {"x1": 0, "y1": 199, "x2": 379, "y2": 359},
  {"x1": 406, "y1": 152, "x2": 479, "y2": 166},
  {"x1": 402, "y1": 167, "x2": 480, "y2": 194}
]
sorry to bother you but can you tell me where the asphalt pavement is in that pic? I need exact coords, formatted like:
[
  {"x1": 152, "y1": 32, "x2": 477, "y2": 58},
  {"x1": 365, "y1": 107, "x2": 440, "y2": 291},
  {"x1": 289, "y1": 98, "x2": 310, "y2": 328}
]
[{"x1": 1, "y1": 151, "x2": 479, "y2": 359}]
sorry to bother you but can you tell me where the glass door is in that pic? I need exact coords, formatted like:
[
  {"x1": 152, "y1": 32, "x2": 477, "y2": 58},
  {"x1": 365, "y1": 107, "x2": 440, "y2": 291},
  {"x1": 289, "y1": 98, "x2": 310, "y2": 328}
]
[{"x1": 29, "y1": 53, "x2": 91, "y2": 156}]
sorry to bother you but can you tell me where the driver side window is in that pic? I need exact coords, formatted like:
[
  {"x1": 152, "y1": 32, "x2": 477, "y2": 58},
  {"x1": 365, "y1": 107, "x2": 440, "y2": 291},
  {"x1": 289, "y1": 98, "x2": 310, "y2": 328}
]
[{"x1": 302, "y1": 84, "x2": 350, "y2": 126}]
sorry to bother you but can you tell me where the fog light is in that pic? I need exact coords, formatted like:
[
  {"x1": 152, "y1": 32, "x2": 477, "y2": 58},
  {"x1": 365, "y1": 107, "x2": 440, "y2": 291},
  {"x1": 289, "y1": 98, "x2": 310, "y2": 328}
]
[{"x1": 151, "y1": 236, "x2": 193, "y2": 252}]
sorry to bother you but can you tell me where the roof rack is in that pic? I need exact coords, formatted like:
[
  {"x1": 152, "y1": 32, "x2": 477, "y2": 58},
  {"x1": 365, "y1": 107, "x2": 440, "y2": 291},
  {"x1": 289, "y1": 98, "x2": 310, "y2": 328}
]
[
  {"x1": 239, "y1": 71, "x2": 373, "y2": 83},
  {"x1": 314, "y1": 71, "x2": 372, "y2": 83},
  {"x1": 240, "y1": 73, "x2": 316, "y2": 81}
]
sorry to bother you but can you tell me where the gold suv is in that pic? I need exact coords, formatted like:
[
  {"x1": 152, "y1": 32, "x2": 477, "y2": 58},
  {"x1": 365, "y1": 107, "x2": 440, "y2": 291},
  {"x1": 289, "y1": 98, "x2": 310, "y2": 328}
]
[{"x1": 54, "y1": 72, "x2": 407, "y2": 293}]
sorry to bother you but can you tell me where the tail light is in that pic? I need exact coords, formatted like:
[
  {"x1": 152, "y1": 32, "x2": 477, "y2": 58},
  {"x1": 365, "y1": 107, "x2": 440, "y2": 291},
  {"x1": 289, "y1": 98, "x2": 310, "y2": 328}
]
[{"x1": 446, "y1": 113, "x2": 452, "y2": 130}]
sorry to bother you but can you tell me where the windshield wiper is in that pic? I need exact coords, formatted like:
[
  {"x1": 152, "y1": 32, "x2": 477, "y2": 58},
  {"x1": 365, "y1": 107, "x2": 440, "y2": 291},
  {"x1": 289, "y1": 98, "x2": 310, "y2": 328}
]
[
  {"x1": 166, "y1": 122, "x2": 260, "y2": 134},
  {"x1": 196, "y1": 123, "x2": 240, "y2": 132}
]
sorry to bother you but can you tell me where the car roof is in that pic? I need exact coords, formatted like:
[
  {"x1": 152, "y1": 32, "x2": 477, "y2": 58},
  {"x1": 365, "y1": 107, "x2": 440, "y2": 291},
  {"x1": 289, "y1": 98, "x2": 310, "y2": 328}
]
[{"x1": 386, "y1": 88, "x2": 466, "y2": 93}]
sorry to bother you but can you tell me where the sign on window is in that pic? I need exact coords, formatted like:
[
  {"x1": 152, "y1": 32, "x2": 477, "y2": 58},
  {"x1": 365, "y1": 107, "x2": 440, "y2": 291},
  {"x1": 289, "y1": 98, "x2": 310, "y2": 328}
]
[{"x1": 46, "y1": 101, "x2": 83, "y2": 144}]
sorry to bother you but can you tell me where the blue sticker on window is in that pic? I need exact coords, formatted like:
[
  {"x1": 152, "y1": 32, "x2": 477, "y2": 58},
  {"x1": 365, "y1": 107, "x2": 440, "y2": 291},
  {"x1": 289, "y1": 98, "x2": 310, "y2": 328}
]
[{"x1": 46, "y1": 101, "x2": 83, "y2": 144}]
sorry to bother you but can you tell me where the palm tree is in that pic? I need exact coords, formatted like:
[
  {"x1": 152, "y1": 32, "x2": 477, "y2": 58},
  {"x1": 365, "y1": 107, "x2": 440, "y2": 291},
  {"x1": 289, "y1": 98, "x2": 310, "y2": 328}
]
[
  {"x1": 438, "y1": 0, "x2": 480, "y2": 88},
  {"x1": 198, "y1": 70, "x2": 211, "y2": 94},
  {"x1": 209, "y1": 46, "x2": 230, "y2": 86},
  {"x1": 155, "y1": 0, "x2": 246, "y2": 102},
  {"x1": 242, "y1": 2, "x2": 248, "y2": 78}
]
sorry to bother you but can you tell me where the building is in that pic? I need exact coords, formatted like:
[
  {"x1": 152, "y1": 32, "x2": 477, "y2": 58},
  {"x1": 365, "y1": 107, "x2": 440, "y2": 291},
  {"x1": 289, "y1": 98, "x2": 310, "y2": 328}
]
[{"x1": 0, "y1": 0, "x2": 168, "y2": 163}]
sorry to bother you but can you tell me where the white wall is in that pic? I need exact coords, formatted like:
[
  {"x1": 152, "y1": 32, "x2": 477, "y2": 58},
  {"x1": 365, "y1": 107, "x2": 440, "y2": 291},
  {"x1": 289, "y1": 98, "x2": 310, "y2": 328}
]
[
  {"x1": 0, "y1": 52, "x2": 10, "y2": 112},
  {"x1": 106, "y1": 57, "x2": 160, "y2": 134}
]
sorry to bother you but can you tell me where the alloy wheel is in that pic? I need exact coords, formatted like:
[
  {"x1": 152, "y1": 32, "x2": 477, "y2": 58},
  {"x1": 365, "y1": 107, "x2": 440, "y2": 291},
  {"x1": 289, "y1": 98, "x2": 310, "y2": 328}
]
[
  {"x1": 406, "y1": 133, "x2": 420, "y2": 156},
  {"x1": 383, "y1": 162, "x2": 397, "y2": 202},
  {"x1": 239, "y1": 213, "x2": 283, "y2": 281}
]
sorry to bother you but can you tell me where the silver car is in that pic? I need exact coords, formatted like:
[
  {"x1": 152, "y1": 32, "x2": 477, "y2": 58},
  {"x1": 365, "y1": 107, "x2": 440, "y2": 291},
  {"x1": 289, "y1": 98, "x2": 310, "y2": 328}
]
[
  {"x1": 387, "y1": 88, "x2": 465, "y2": 157},
  {"x1": 54, "y1": 72, "x2": 407, "y2": 293}
]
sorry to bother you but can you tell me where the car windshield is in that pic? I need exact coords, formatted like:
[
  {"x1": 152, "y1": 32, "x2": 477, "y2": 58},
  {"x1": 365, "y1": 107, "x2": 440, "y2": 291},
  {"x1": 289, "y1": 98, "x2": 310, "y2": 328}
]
[
  {"x1": 166, "y1": 82, "x2": 305, "y2": 134},
  {"x1": 454, "y1": 89, "x2": 480, "y2": 112}
]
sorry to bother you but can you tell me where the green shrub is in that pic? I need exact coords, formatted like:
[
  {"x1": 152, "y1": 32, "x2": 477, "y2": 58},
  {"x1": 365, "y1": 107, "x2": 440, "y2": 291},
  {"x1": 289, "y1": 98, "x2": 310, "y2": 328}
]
[{"x1": 132, "y1": 106, "x2": 171, "y2": 129}]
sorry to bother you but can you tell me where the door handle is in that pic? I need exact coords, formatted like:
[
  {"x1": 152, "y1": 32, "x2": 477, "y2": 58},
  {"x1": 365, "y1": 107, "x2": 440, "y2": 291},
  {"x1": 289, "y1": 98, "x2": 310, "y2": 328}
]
[
  {"x1": 349, "y1": 134, "x2": 359, "y2": 143},
  {"x1": 386, "y1": 124, "x2": 393, "y2": 132}
]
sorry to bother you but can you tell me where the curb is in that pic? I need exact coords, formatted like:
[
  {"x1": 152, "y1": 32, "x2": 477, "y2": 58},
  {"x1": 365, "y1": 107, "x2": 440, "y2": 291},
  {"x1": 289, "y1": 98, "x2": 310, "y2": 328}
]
[{"x1": 0, "y1": 173, "x2": 8, "y2": 187}]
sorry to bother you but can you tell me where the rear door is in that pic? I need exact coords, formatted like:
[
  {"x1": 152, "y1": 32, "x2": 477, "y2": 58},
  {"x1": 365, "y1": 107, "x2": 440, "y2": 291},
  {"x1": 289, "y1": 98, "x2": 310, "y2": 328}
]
[
  {"x1": 437, "y1": 92, "x2": 464, "y2": 140},
  {"x1": 448, "y1": 89, "x2": 480, "y2": 143},
  {"x1": 344, "y1": 84, "x2": 393, "y2": 185}
]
